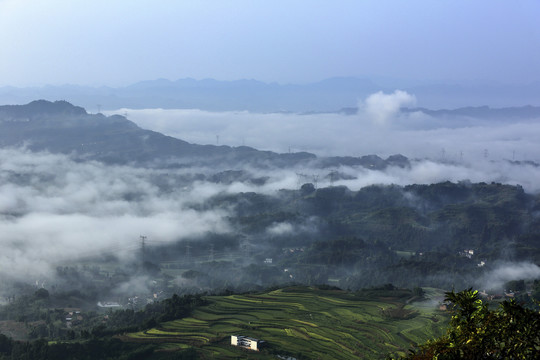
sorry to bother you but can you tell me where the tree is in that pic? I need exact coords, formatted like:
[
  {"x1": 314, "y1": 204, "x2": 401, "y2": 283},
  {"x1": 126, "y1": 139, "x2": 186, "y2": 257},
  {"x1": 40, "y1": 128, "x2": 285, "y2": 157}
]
[
  {"x1": 401, "y1": 289, "x2": 540, "y2": 359},
  {"x1": 33, "y1": 288, "x2": 49, "y2": 300},
  {"x1": 505, "y1": 279, "x2": 526, "y2": 292},
  {"x1": 412, "y1": 287, "x2": 425, "y2": 297}
]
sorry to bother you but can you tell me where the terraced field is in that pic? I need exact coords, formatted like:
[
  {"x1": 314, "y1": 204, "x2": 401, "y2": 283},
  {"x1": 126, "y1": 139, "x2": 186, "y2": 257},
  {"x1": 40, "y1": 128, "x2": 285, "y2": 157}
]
[{"x1": 126, "y1": 286, "x2": 448, "y2": 359}]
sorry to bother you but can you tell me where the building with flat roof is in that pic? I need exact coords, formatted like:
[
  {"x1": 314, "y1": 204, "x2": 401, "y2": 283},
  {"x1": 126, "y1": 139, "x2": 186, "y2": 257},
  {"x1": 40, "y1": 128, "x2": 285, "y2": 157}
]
[{"x1": 231, "y1": 335, "x2": 264, "y2": 351}]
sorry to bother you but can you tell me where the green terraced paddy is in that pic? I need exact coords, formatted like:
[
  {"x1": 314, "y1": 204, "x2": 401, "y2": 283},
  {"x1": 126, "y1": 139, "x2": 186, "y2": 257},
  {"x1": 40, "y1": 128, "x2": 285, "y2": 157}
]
[{"x1": 125, "y1": 286, "x2": 448, "y2": 359}]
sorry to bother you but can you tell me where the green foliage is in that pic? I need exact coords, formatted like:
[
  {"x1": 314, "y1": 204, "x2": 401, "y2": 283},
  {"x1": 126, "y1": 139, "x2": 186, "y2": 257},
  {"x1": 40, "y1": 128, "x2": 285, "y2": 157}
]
[
  {"x1": 302, "y1": 236, "x2": 368, "y2": 266},
  {"x1": 533, "y1": 280, "x2": 540, "y2": 302},
  {"x1": 192, "y1": 181, "x2": 539, "y2": 290},
  {"x1": 130, "y1": 286, "x2": 446, "y2": 360},
  {"x1": 33, "y1": 289, "x2": 50, "y2": 300},
  {"x1": 97, "y1": 293, "x2": 208, "y2": 336},
  {"x1": 402, "y1": 289, "x2": 540, "y2": 359},
  {"x1": 0, "y1": 336, "x2": 163, "y2": 360},
  {"x1": 505, "y1": 279, "x2": 526, "y2": 292},
  {"x1": 300, "y1": 182, "x2": 315, "y2": 195},
  {"x1": 412, "y1": 287, "x2": 425, "y2": 297},
  {"x1": 380, "y1": 305, "x2": 419, "y2": 320}
]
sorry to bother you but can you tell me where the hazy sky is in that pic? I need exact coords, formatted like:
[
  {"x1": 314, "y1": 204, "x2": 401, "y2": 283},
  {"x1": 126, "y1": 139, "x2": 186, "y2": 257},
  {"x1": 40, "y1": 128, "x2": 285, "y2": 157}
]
[{"x1": 1, "y1": 0, "x2": 539, "y2": 87}]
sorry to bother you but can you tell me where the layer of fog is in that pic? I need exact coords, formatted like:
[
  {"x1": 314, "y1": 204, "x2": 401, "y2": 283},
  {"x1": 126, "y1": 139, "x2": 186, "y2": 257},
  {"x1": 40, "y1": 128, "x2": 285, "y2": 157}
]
[
  {"x1": 476, "y1": 262, "x2": 540, "y2": 291},
  {"x1": 2, "y1": 147, "x2": 540, "y2": 288},
  {"x1": 3, "y1": 90, "x2": 540, "y2": 292},
  {"x1": 107, "y1": 90, "x2": 540, "y2": 163},
  {"x1": 0, "y1": 149, "x2": 232, "y2": 283},
  {"x1": 103, "y1": 90, "x2": 540, "y2": 193}
]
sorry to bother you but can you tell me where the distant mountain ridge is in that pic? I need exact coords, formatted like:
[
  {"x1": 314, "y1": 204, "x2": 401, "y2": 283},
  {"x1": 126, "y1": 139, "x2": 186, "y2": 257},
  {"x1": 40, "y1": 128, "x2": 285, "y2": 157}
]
[
  {"x1": 1, "y1": 77, "x2": 539, "y2": 112},
  {"x1": 338, "y1": 105, "x2": 540, "y2": 119}
]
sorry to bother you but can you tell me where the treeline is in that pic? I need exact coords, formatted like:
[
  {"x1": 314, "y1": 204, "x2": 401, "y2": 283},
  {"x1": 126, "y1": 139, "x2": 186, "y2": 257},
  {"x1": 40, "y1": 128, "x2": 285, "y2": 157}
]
[
  {"x1": 92, "y1": 294, "x2": 207, "y2": 337},
  {"x1": 0, "y1": 293, "x2": 207, "y2": 359},
  {"x1": 0, "y1": 335, "x2": 198, "y2": 360},
  {"x1": 0, "y1": 288, "x2": 203, "y2": 340}
]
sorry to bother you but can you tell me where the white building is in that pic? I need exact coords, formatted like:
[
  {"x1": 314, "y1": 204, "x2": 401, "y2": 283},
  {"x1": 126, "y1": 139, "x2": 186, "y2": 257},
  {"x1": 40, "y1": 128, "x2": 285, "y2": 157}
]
[
  {"x1": 97, "y1": 301, "x2": 121, "y2": 308},
  {"x1": 231, "y1": 335, "x2": 263, "y2": 351}
]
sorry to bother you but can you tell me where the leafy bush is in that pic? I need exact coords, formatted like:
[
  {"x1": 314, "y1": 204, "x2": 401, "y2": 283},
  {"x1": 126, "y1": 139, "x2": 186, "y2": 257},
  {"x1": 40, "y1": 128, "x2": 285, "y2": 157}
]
[{"x1": 401, "y1": 289, "x2": 540, "y2": 359}]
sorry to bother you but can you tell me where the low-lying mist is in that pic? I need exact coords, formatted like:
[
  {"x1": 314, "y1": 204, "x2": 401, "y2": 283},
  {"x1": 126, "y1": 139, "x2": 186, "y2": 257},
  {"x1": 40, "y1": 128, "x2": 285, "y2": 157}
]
[
  {"x1": 475, "y1": 262, "x2": 540, "y2": 291},
  {"x1": 2, "y1": 91, "x2": 540, "y2": 299},
  {"x1": 1, "y1": 144, "x2": 539, "y2": 291},
  {"x1": 0, "y1": 148, "x2": 232, "y2": 284}
]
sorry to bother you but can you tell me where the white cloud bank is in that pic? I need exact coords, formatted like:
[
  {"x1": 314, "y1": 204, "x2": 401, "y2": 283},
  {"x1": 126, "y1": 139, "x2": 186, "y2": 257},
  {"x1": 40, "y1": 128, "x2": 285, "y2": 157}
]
[
  {"x1": 108, "y1": 91, "x2": 540, "y2": 163},
  {"x1": 0, "y1": 149, "x2": 231, "y2": 282},
  {"x1": 104, "y1": 90, "x2": 540, "y2": 193}
]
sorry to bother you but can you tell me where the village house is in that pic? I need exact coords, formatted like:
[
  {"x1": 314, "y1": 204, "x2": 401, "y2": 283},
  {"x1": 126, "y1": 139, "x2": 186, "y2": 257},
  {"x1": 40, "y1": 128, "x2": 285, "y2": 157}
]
[{"x1": 231, "y1": 335, "x2": 264, "y2": 351}]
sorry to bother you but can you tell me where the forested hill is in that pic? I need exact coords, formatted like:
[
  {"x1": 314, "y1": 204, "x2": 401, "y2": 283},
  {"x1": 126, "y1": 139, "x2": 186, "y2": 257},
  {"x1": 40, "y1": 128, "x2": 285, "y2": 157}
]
[
  {"x1": 0, "y1": 100, "x2": 311, "y2": 166},
  {"x1": 148, "y1": 180, "x2": 540, "y2": 291}
]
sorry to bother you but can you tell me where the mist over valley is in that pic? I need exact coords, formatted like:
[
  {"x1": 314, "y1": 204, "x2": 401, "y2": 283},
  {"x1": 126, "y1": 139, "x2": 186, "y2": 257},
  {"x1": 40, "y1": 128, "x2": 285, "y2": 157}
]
[{"x1": 1, "y1": 99, "x2": 539, "y2": 300}]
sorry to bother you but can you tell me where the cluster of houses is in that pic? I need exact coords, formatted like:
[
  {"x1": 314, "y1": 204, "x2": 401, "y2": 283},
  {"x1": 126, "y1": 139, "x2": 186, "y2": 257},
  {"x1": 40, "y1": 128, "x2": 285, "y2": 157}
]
[
  {"x1": 459, "y1": 249, "x2": 475, "y2": 259},
  {"x1": 284, "y1": 247, "x2": 304, "y2": 255},
  {"x1": 64, "y1": 308, "x2": 83, "y2": 328},
  {"x1": 97, "y1": 291, "x2": 165, "y2": 311},
  {"x1": 478, "y1": 290, "x2": 527, "y2": 300},
  {"x1": 438, "y1": 288, "x2": 531, "y2": 311},
  {"x1": 458, "y1": 249, "x2": 487, "y2": 267}
]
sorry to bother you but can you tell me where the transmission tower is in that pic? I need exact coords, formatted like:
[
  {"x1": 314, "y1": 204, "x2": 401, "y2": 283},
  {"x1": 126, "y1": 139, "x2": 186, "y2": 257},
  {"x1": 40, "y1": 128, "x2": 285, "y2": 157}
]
[
  {"x1": 329, "y1": 170, "x2": 338, "y2": 184},
  {"x1": 209, "y1": 244, "x2": 215, "y2": 262},
  {"x1": 296, "y1": 173, "x2": 307, "y2": 185},
  {"x1": 312, "y1": 174, "x2": 319, "y2": 189},
  {"x1": 239, "y1": 239, "x2": 250, "y2": 259},
  {"x1": 140, "y1": 235, "x2": 147, "y2": 261}
]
